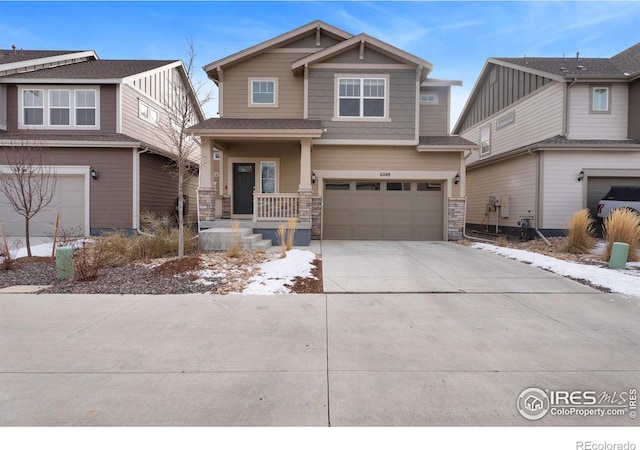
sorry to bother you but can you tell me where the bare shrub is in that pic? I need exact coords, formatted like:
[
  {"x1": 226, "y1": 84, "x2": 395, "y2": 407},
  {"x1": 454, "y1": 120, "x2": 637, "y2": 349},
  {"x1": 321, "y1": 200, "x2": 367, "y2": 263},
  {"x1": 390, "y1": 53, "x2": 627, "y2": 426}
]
[
  {"x1": 286, "y1": 218, "x2": 297, "y2": 251},
  {"x1": 226, "y1": 221, "x2": 241, "y2": 258},
  {"x1": 562, "y1": 209, "x2": 596, "y2": 254},
  {"x1": 277, "y1": 222, "x2": 288, "y2": 258},
  {"x1": 602, "y1": 208, "x2": 640, "y2": 262},
  {"x1": 73, "y1": 240, "x2": 105, "y2": 281},
  {"x1": 495, "y1": 235, "x2": 509, "y2": 247}
]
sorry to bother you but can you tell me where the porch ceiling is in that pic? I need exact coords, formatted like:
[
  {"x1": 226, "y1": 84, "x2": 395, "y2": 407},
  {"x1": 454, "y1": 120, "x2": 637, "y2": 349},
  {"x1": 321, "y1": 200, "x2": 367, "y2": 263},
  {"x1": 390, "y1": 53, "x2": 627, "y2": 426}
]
[{"x1": 187, "y1": 118, "x2": 323, "y2": 141}]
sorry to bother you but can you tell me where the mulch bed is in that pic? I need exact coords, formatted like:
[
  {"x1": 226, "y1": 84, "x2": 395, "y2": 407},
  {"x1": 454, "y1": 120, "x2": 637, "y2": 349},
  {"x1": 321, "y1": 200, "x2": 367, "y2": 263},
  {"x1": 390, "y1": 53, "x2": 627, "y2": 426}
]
[{"x1": 290, "y1": 259, "x2": 323, "y2": 294}]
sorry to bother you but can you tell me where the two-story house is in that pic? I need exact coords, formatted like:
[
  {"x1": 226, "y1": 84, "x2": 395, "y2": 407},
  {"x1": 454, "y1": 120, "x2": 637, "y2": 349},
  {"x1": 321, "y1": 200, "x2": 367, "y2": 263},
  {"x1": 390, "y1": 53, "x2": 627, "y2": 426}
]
[
  {"x1": 0, "y1": 48, "x2": 204, "y2": 236},
  {"x1": 453, "y1": 43, "x2": 640, "y2": 237},
  {"x1": 190, "y1": 20, "x2": 475, "y2": 245}
]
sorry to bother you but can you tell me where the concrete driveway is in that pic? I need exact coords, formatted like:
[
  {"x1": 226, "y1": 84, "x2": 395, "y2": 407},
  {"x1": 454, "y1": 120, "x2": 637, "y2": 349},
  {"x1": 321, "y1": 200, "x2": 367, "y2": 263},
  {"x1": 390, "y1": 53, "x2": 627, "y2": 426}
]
[{"x1": 1, "y1": 241, "x2": 639, "y2": 426}]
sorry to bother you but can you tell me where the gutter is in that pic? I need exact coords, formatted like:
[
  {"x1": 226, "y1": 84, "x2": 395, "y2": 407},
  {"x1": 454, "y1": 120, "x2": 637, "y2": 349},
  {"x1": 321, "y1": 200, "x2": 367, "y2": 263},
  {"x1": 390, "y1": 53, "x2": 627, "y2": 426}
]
[{"x1": 527, "y1": 148, "x2": 552, "y2": 246}]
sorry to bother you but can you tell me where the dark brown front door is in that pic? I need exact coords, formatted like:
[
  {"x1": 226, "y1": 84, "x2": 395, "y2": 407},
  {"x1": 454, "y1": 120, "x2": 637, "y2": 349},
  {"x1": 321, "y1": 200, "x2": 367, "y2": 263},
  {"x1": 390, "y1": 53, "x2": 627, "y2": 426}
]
[{"x1": 233, "y1": 163, "x2": 255, "y2": 214}]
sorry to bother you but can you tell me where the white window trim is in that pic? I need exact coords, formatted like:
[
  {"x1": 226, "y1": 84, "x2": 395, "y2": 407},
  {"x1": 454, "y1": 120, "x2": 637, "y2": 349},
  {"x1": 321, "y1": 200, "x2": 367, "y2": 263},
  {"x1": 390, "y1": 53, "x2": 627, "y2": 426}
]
[
  {"x1": 590, "y1": 85, "x2": 611, "y2": 114},
  {"x1": 48, "y1": 89, "x2": 71, "y2": 127},
  {"x1": 138, "y1": 99, "x2": 159, "y2": 126},
  {"x1": 248, "y1": 78, "x2": 278, "y2": 107},
  {"x1": 496, "y1": 111, "x2": 515, "y2": 129},
  {"x1": 259, "y1": 160, "x2": 277, "y2": 194},
  {"x1": 333, "y1": 74, "x2": 390, "y2": 121},
  {"x1": 74, "y1": 89, "x2": 98, "y2": 128},
  {"x1": 480, "y1": 125, "x2": 491, "y2": 156},
  {"x1": 420, "y1": 92, "x2": 439, "y2": 105},
  {"x1": 18, "y1": 86, "x2": 100, "y2": 130}
]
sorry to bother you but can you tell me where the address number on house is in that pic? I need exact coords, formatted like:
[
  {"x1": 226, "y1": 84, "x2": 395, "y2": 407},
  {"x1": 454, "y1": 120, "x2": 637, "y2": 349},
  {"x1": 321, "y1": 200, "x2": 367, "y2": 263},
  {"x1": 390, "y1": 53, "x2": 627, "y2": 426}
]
[{"x1": 379, "y1": 172, "x2": 391, "y2": 177}]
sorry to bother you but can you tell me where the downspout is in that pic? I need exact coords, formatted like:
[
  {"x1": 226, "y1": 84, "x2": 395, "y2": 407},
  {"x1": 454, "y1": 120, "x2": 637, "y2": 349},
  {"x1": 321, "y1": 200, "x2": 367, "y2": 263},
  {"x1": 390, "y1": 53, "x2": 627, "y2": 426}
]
[
  {"x1": 461, "y1": 148, "x2": 495, "y2": 243},
  {"x1": 527, "y1": 148, "x2": 552, "y2": 246},
  {"x1": 563, "y1": 78, "x2": 578, "y2": 137}
]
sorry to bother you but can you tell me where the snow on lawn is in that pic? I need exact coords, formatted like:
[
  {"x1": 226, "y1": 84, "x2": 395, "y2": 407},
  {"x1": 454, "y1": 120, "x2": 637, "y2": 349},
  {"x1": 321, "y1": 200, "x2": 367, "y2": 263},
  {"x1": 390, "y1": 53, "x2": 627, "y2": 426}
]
[
  {"x1": 1, "y1": 239, "x2": 90, "y2": 261},
  {"x1": 242, "y1": 249, "x2": 317, "y2": 295},
  {"x1": 472, "y1": 243, "x2": 640, "y2": 298}
]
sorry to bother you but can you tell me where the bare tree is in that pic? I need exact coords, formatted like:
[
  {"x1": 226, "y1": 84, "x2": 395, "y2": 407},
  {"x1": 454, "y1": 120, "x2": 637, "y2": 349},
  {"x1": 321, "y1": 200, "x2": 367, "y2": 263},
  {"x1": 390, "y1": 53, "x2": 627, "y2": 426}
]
[
  {"x1": 160, "y1": 38, "x2": 211, "y2": 258},
  {"x1": 0, "y1": 140, "x2": 57, "y2": 257}
]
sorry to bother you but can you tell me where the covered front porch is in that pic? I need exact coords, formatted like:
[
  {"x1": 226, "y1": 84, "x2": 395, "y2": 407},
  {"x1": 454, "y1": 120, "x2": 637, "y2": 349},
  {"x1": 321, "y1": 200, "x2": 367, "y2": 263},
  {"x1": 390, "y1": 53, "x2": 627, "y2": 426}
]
[{"x1": 189, "y1": 118, "x2": 324, "y2": 247}]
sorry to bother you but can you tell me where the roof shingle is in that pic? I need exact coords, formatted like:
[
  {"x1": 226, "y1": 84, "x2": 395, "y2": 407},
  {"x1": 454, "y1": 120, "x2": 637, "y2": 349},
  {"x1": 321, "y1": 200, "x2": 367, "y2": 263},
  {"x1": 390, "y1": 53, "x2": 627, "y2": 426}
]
[
  {"x1": 189, "y1": 118, "x2": 323, "y2": 131},
  {"x1": 1, "y1": 59, "x2": 177, "y2": 80}
]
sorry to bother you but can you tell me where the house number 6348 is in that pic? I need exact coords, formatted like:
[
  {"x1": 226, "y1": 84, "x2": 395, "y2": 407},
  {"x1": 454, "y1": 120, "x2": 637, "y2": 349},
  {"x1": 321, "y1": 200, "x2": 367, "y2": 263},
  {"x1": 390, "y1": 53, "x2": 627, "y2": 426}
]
[{"x1": 379, "y1": 172, "x2": 391, "y2": 177}]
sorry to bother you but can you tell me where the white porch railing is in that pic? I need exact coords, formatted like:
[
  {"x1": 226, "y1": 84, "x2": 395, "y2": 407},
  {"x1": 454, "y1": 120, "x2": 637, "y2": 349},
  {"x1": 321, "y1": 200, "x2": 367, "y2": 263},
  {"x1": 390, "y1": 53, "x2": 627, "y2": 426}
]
[{"x1": 253, "y1": 193, "x2": 299, "y2": 221}]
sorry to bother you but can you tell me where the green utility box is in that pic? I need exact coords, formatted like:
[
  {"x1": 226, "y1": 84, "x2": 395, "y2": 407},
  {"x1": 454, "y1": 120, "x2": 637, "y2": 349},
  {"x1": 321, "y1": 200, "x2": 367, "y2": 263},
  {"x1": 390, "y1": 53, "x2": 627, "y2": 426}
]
[
  {"x1": 609, "y1": 242, "x2": 630, "y2": 270},
  {"x1": 56, "y1": 246, "x2": 74, "y2": 279}
]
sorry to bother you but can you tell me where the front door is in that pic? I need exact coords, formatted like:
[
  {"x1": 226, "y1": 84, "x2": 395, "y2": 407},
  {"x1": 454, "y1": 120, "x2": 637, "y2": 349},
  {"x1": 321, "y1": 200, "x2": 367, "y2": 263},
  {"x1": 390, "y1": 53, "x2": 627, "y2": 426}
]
[{"x1": 233, "y1": 163, "x2": 255, "y2": 215}]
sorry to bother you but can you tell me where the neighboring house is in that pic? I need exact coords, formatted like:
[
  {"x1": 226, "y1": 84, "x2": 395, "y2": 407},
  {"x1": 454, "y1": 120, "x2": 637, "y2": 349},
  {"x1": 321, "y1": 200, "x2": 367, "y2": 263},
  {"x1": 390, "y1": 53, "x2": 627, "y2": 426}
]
[
  {"x1": 0, "y1": 47, "x2": 204, "y2": 236},
  {"x1": 453, "y1": 43, "x2": 640, "y2": 237},
  {"x1": 189, "y1": 20, "x2": 475, "y2": 244}
]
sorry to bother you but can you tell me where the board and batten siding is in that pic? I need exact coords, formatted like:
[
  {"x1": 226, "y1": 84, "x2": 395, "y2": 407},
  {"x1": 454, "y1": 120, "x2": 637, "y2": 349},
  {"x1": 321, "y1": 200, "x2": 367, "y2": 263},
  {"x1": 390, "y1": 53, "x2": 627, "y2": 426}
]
[
  {"x1": 462, "y1": 82, "x2": 564, "y2": 166},
  {"x1": 567, "y1": 83, "x2": 628, "y2": 140},
  {"x1": 419, "y1": 86, "x2": 449, "y2": 136},
  {"x1": 466, "y1": 155, "x2": 537, "y2": 229},
  {"x1": 0, "y1": 85, "x2": 7, "y2": 130},
  {"x1": 222, "y1": 52, "x2": 307, "y2": 119},
  {"x1": 541, "y1": 150, "x2": 640, "y2": 229},
  {"x1": 129, "y1": 66, "x2": 185, "y2": 108},
  {"x1": 139, "y1": 152, "x2": 198, "y2": 224},
  {"x1": 308, "y1": 68, "x2": 416, "y2": 141},
  {"x1": 311, "y1": 146, "x2": 461, "y2": 197}
]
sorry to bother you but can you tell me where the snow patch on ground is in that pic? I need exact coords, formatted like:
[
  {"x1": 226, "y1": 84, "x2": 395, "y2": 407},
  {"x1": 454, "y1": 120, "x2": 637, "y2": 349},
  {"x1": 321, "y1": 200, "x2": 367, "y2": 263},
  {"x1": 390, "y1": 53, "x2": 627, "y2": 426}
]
[
  {"x1": 472, "y1": 243, "x2": 640, "y2": 298},
  {"x1": 242, "y1": 249, "x2": 317, "y2": 295},
  {"x1": 1, "y1": 239, "x2": 87, "y2": 260}
]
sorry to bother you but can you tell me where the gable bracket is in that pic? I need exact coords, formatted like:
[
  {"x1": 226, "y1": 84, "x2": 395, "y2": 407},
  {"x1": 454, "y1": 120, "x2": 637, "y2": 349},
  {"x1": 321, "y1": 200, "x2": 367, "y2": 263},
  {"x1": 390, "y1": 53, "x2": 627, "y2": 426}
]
[
  {"x1": 359, "y1": 40, "x2": 365, "y2": 60},
  {"x1": 316, "y1": 27, "x2": 321, "y2": 47}
]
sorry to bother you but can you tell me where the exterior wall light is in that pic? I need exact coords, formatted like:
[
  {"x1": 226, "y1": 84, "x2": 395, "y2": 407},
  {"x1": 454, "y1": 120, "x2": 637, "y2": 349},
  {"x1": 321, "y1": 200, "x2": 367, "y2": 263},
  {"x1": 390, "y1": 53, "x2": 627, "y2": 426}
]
[
  {"x1": 91, "y1": 168, "x2": 98, "y2": 180},
  {"x1": 311, "y1": 172, "x2": 317, "y2": 184},
  {"x1": 454, "y1": 173, "x2": 460, "y2": 185},
  {"x1": 577, "y1": 170, "x2": 585, "y2": 182}
]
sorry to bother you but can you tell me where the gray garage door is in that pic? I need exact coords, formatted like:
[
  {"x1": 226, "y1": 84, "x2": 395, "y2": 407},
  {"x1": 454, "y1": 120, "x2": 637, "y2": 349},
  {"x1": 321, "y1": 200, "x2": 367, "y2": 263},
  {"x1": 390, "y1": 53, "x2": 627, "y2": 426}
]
[
  {"x1": 587, "y1": 176, "x2": 640, "y2": 219},
  {"x1": 0, "y1": 174, "x2": 86, "y2": 236},
  {"x1": 323, "y1": 180, "x2": 444, "y2": 240}
]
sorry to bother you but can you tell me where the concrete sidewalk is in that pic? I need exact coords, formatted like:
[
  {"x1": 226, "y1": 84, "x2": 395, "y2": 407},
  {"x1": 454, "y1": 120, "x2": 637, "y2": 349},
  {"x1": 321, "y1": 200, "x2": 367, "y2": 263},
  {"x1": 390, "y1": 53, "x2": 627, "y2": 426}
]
[{"x1": 1, "y1": 290, "x2": 639, "y2": 426}]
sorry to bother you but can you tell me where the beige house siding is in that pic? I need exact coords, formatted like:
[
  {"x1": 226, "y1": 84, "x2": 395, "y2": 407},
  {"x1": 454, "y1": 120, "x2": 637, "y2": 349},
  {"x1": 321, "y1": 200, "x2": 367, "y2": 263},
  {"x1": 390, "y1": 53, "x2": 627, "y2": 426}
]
[
  {"x1": 321, "y1": 47, "x2": 401, "y2": 65},
  {"x1": 309, "y1": 68, "x2": 416, "y2": 141},
  {"x1": 222, "y1": 52, "x2": 308, "y2": 119},
  {"x1": 629, "y1": 80, "x2": 640, "y2": 140},
  {"x1": 281, "y1": 32, "x2": 341, "y2": 49},
  {"x1": 311, "y1": 145, "x2": 461, "y2": 196},
  {"x1": 462, "y1": 82, "x2": 564, "y2": 165},
  {"x1": 567, "y1": 83, "x2": 629, "y2": 140},
  {"x1": 120, "y1": 84, "x2": 171, "y2": 150},
  {"x1": 466, "y1": 155, "x2": 537, "y2": 229},
  {"x1": 0, "y1": 85, "x2": 7, "y2": 130},
  {"x1": 419, "y1": 86, "x2": 449, "y2": 136},
  {"x1": 541, "y1": 150, "x2": 640, "y2": 229},
  {"x1": 139, "y1": 152, "x2": 198, "y2": 224}
]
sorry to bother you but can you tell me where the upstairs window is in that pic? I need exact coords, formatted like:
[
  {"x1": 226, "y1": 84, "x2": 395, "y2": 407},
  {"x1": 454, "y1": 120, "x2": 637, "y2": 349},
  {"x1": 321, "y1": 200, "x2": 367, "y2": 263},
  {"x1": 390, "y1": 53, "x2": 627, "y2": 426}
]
[
  {"x1": 480, "y1": 125, "x2": 491, "y2": 156},
  {"x1": 250, "y1": 79, "x2": 277, "y2": 106},
  {"x1": 337, "y1": 76, "x2": 387, "y2": 118},
  {"x1": 75, "y1": 90, "x2": 96, "y2": 126},
  {"x1": 420, "y1": 93, "x2": 439, "y2": 105},
  {"x1": 19, "y1": 87, "x2": 98, "y2": 129},
  {"x1": 591, "y1": 86, "x2": 610, "y2": 113},
  {"x1": 23, "y1": 89, "x2": 44, "y2": 126},
  {"x1": 49, "y1": 90, "x2": 70, "y2": 126},
  {"x1": 139, "y1": 100, "x2": 159, "y2": 125}
]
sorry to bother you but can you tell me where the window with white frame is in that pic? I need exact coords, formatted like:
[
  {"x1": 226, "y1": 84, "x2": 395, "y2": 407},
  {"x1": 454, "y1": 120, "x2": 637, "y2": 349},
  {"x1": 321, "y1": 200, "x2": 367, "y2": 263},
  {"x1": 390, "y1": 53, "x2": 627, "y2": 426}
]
[
  {"x1": 260, "y1": 161, "x2": 276, "y2": 193},
  {"x1": 420, "y1": 93, "x2": 439, "y2": 105},
  {"x1": 250, "y1": 79, "x2": 277, "y2": 105},
  {"x1": 337, "y1": 76, "x2": 387, "y2": 118},
  {"x1": 496, "y1": 111, "x2": 515, "y2": 129},
  {"x1": 20, "y1": 87, "x2": 98, "y2": 129},
  {"x1": 591, "y1": 86, "x2": 610, "y2": 113},
  {"x1": 49, "y1": 90, "x2": 70, "y2": 126},
  {"x1": 139, "y1": 99, "x2": 159, "y2": 125},
  {"x1": 480, "y1": 125, "x2": 491, "y2": 156},
  {"x1": 75, "y1": 90, "x2": 96, "y2": 126},
  {"x1": 23, "y1": 89, "x2": 44, "y2": 126}
]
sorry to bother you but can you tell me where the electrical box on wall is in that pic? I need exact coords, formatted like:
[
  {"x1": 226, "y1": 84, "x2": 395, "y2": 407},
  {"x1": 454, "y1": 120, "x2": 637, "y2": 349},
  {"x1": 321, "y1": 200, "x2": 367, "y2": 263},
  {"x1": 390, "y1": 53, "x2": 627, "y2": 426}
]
[
  {"x1": 499, "y1": 194, "x2": 510, "y2": 217},
  {"x1": 489, "y1": 195, "x2": 501, "y2": 207}
]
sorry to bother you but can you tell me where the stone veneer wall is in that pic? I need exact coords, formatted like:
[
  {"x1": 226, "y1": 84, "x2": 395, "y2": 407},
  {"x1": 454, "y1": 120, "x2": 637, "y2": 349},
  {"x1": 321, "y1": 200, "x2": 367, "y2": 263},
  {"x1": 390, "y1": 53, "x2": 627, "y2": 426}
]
[
  {"x1": 197, "y1": 189, "x2": 215, "y2": 221},
  {"x1": 447, "y1": 197, "x2": 465, "y2": 241},
  {"x1": 221, "y1": 196, "x2": 231, "y2": 219},
  {"x1": 311, "y1": 197, "x2": 322, "y2": 240}
]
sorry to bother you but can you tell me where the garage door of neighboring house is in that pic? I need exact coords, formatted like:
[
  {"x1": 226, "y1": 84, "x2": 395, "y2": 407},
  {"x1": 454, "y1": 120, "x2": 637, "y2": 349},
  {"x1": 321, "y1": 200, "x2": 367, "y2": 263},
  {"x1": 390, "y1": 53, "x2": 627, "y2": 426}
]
[
  {"x1": 0, "y1": 174, "x2": 86, "y2": 236},
  {"x1": 323, "y1": 180, "x2": 444, "y2": 240},
  {"x1": 587, "y1": 176, "x2": 640, "y2": 219}
]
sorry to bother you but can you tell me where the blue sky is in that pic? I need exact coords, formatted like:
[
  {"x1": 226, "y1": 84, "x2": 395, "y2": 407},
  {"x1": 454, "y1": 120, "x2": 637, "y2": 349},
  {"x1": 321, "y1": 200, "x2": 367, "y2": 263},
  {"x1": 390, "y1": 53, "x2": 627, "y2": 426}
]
[{"x1": 3, "y1": 1, "x2": 640, "y2": 126}]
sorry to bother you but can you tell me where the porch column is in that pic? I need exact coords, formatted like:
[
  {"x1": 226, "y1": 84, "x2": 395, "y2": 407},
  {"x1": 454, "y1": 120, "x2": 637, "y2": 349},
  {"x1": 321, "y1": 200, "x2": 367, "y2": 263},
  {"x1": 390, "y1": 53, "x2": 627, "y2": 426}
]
[
  {"x1": 198, "y1": 138, "x2": 216, "y2": 222},
  {"x1": 298, "y1": 138, "x2": 313, "y2": 223}
]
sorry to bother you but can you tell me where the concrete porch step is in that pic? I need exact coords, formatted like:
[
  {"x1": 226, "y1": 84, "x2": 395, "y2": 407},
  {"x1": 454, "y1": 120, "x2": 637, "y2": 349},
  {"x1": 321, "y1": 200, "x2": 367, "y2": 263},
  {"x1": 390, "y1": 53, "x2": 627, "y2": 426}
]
[{"x1": 199, "y1": 227, "x2": 272, "y2": 251}]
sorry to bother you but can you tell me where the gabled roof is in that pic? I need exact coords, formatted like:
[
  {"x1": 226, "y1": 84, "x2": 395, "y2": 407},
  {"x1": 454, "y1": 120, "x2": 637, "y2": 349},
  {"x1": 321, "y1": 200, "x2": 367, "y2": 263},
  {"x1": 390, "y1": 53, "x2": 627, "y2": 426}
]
[
  {"x1": 492, "y1": 56, "x2": 627, "y2": 80},
  {"x1": 291, "y1": 33, "x2": 433, "y2": 79},
  {"x1": 0, "y1": 49, "x2": 97, "y2": 75},
  {"x1": 203, "y1": 20, "x2": 352, "y2": 79},
  {"x1": 611, "y1": 42, "x2": 640, "y2": 79},
  {"x1": 0, "y1": 49, "x2": 89, "y2": 64},
  {"x1": 0, "y1": 59, "x2": 178, "y2": 82}
]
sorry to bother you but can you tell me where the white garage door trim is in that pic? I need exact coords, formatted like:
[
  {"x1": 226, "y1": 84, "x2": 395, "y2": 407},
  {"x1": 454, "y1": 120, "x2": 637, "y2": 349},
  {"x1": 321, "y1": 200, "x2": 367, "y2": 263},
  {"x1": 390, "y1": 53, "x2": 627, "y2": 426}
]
[
  {"x1": 315, "y1": 169, "x2": 455, "y2": 240},
  {"x1": 0, "y1": 165, "x2": 90, "y2": 235}
]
